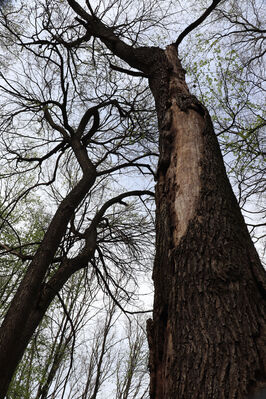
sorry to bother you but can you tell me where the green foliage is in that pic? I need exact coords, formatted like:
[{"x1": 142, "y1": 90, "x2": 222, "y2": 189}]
[{"x1": 184, "y1": 34, "x2": 265, "y2": 184}]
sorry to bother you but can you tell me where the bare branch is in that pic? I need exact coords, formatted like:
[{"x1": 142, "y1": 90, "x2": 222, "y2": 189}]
[{"x1": 175, "y1": 0, "x2": 223, "y2": 48}]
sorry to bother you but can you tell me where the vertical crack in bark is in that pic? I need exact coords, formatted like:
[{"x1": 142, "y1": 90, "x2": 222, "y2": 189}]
[
  {"x1": 157, "y1": 45, "x2": 205, "y2": 247},
  {"x1": 169, "y1": 106, "x2": 204, "y2": 246}
]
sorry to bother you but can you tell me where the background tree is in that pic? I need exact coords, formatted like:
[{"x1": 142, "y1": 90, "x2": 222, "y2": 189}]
[
  {"x1": 0, "y1": 1, "x2": 155, "y2": 395},
  {"x1": 0, "y1": 0, "x2": 265, "y2": 398}
]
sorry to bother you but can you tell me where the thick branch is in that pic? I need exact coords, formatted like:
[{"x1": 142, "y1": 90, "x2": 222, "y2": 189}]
[
  {"x1": 88, "y1": 190, "x2": 154, "y2": 229},
  {"x1": 17, "y1": 142, "x2": 68, "y2": 164},
  {"x1": 66, "y1": 0, "x2": 154, "y2": 74},
  {"x1": 43, "y1": 107, "x2": 70, "y2": 140},
  {"x1": 77, "y1": 100, "x2": 126, "y2": 140},
  {"x1": 77, "y1": 108, "x2": 99, "y2": 140},
  {"x1": 175, "y1": 0, "x2": 223, "y2": 48},
  {"x1": 109, "y1": 62, "x2": 148, "y2": 78}
]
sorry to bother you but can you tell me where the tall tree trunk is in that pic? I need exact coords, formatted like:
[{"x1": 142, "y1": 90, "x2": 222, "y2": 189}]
[{"x1": 147, "y1": 44, "x2": 266, "y2": 399}]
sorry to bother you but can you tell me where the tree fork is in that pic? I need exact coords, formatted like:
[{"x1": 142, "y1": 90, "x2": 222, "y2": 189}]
[{"x1": 148, "y1": 44, "x2": 266, "y2": 399}]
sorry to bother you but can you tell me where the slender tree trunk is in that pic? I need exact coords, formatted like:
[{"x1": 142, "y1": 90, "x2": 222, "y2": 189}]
[
  {"x1": 147, "y1": 44, "x2": 266, "y2": 398},
  {"x1": 0, "y1": 170, "x2": 96, "y2": 399}
]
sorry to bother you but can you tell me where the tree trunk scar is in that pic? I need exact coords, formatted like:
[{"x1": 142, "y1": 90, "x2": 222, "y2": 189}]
[{"x1": 163, "y1": 45, "x2": 205, "y2": 246}]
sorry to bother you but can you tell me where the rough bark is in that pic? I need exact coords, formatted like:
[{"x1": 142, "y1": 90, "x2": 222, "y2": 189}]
[
  {"x1": 147, "y1": 44, "x2": 266, "y2": 399},
  {"x1": 1, "y1": 1, "x2": 265, "y2": 395}
]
